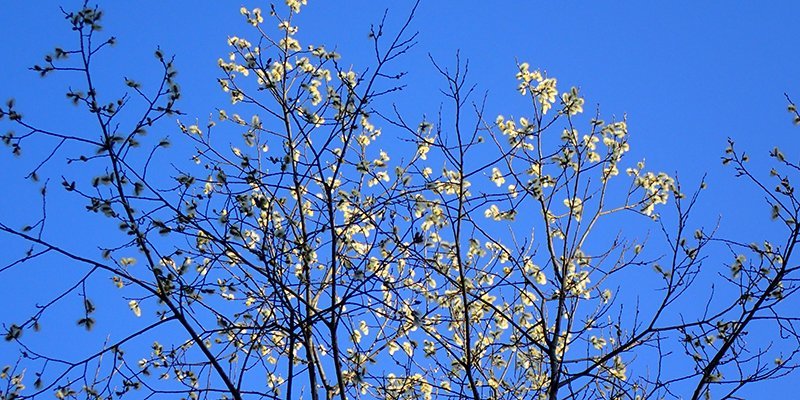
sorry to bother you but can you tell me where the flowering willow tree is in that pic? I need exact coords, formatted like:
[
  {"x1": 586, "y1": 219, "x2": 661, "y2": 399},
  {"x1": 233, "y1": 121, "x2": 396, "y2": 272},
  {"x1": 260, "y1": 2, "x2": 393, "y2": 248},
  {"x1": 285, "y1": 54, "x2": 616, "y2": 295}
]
[{"x1": 2, "y1": 2, "x2": 800, "y2": 400}]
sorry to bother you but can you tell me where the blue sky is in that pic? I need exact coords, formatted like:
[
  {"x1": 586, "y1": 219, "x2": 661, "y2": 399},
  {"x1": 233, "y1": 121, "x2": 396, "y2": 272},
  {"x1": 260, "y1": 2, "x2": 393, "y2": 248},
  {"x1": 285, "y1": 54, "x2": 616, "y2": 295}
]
[
  {"x1": 1, "y1": 1, "x2": 799, "y2": 398},
  {"x1": 3, "y1": 1, "x2": 799, "y2": 232}
]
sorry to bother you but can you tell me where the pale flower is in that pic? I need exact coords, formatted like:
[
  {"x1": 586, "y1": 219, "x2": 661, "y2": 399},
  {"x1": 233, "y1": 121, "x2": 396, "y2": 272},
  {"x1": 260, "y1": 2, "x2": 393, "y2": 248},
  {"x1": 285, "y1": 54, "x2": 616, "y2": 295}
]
[
  {"x1": 490, "y1": 167, "x2": 505, "y2": 187},
  {"x1": 286, "y1": 0, "x2": 308, "y2": 13}
]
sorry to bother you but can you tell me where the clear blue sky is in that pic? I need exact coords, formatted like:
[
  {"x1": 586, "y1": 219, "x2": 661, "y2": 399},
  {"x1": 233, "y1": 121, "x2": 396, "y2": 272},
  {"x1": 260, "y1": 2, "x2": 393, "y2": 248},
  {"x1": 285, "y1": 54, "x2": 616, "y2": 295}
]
[
  {"x1": 3, "y1": 1, "x2": 799, "y2": 232},
  {"x1": 1, "y1": 1, "x2": 799, "y2": 398}
]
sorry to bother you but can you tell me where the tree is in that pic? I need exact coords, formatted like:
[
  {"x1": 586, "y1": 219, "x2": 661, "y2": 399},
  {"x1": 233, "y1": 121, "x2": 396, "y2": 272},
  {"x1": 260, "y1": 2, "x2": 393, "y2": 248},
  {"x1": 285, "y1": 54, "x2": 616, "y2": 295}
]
[{"x1": 1, "y1": 2, "x2": 799, "y2": 400}]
